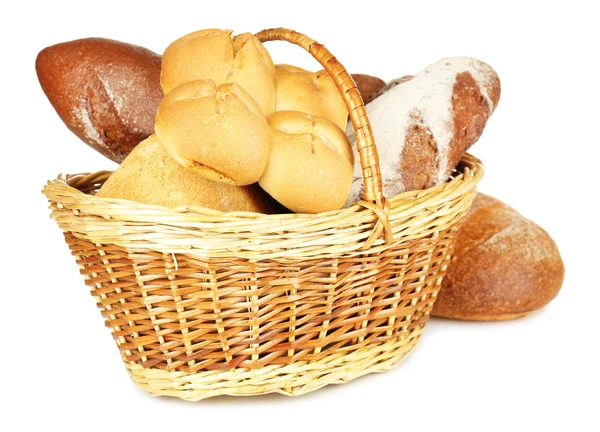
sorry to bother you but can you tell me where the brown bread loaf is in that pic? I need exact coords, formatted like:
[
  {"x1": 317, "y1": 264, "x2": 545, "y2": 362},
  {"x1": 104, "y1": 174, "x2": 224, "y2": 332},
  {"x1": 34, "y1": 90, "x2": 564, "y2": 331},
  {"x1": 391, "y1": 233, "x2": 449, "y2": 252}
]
[
  {"x1": 351, "y1": 73, "x2": 386, "y2": 104},
  {"x1": 36, "y1": 38, "x2": 163, "y2": 163},
  {"x1": 432, "y1": 193, "x2": 565, "y2": 321},
  {"x1": 97, "y1": 135, "x2": 272, "y2": 213},
  {"x1": 345, "y1": 57, "x2": 501, "y2": 206}
]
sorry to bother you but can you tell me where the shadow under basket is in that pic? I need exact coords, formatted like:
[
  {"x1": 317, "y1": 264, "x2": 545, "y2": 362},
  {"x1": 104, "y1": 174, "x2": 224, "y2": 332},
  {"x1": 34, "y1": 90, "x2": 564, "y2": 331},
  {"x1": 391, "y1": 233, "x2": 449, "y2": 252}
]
[{"x1": 42, "y1": 28, "x2": 484, "y2": 401}]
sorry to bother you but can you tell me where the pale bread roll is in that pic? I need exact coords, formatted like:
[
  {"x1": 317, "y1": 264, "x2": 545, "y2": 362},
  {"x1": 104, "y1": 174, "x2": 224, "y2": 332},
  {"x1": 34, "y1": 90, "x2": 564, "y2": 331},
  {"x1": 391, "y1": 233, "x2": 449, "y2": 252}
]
[
  {"x1": 274, "y1": 65, "x2": 348, "y2": 130},
  {"x1": 96, "y1": 135, "x2": 272, "y2": 213},
  {"x1": 259, "y1": 111, "x2": 354, "y2": 213},
  {"x1": 161, "y1": 29, "x2": 275, "y2": 115},
  {"x1": 155, "y1": 80, "x2": 271, "y2": 186}
]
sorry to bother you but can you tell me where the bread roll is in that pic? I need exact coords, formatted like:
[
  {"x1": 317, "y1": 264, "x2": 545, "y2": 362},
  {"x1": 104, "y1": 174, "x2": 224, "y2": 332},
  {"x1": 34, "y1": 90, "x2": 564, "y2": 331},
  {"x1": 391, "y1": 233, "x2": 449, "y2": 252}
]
[
  {"x1": 259, "y1": 111, "x2": 354, "y2": 213},
  {"x1": 345, "y1": 57, "x2": 500, "y2": 206},
  {"x1": 161, "y1": 29, "x2": 275, "y2": 115},
  {"x1": 432, "y1": 193, "x2": 564, "y2": 321},
  {"x1": 36, "y1": 38, "x2": 163, "y2": 163},
  {"x1": 351, "y1": 73, "x2": 386, "y2": 104},
  {"x1": 97, "y1": 135, "x2": 271, "y2": 213},
  {"x1": 155, "y1": 80, "x2": 271, "y2": 186},
  {"x1": 275, "y1": 65, "x2": 348, "y2": 129}
]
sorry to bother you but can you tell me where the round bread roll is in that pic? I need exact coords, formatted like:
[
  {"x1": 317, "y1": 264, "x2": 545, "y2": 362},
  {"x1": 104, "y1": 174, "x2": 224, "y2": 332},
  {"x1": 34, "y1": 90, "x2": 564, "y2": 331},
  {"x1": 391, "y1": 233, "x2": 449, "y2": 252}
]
[
  {"x1": 161, "y1": 29, "x2": 275, "y2": 115},
  {"x1": 432, "y1": 193, "x2": 565, "y2": 321},
  {"x1": 96, "y1": 135, "x2": 271, "y2": 213},
  {"x1": 155, "y1": 80, "x2": 271, "y2": 186},
  {"x1": 274, "y1": 65, "x2": 348, "y2": 130},
  {"x1": 259, "y1": 111, "x2": 354, "y2": 214}
]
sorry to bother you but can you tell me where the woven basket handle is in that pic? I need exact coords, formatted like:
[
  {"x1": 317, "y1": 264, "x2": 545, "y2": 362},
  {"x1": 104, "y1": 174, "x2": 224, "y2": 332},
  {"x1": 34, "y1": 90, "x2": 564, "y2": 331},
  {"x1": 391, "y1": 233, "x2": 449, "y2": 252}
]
[{"x1": 256, "y1": 28, "x2": 392, "y2": 245}]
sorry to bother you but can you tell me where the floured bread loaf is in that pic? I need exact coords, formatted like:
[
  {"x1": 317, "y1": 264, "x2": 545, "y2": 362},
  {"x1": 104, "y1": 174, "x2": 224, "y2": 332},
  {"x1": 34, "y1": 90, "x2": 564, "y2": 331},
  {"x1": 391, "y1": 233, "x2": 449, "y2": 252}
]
[
  {"x1": 97, "y1": 135, "x2": 271, "y2": 213},
  {"x1": 345, "y1": 57, "x2": 500, "y2": 206}
]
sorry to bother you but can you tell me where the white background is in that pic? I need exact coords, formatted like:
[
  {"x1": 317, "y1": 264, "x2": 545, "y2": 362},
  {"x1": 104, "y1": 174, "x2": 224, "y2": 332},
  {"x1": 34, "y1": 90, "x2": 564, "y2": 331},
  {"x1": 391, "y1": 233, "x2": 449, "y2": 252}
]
[{"x1": 3, "y1": 1, "x2": 598, "y2": 431}]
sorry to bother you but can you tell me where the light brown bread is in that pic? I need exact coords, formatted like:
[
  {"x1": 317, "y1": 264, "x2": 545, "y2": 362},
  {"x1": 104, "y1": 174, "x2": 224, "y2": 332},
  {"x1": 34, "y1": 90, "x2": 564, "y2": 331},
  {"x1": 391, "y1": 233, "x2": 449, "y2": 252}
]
[
  {"x1": 36, "y1": 38, "x2": 163, "y2": 163},
  {"x1": 155, "y1": 80, "x2": 272, "y2": 186},
  {"x1": 345, "y1": 57, "x2": 501, "y2": 206},
  {"x1": 432, "y1": 193, "x2": 565, "y2": 321},
  {"x1": 161, "y1": 29, "x2": 275, "y2": 115},
  {"x1": 260, "y1": 111, "x2": 354, "y2": 213},
  {"x1": 274, "y1": 64, "x2": 348, "y2": 129},
  {"x1": 96, "y1": 135, "x2": 271, "y2": 213}
]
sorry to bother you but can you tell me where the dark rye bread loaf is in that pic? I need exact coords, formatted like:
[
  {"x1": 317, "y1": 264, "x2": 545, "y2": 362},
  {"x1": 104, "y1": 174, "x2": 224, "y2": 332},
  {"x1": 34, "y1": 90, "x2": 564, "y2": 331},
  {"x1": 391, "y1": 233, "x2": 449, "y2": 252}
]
[
  {"x1": 351, "y1": 73, "x2": 386, "y2": 104},
  {"x1": 432, "y1": 193, "x2": 565, "y2": 321},
  {"x1": 36, "y1": 38, "x2": 163, "y2": 163},
  {"x1": 345, "y1": 57, "x2": 501, "y2": 206}
]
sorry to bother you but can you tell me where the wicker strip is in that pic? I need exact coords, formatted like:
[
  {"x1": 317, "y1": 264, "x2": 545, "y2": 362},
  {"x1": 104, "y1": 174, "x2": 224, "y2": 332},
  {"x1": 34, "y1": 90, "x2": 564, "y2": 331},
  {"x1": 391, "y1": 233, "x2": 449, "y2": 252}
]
[
  {"x1": 42, "y1": 28, "x2": 484, "y2": 400},
  {"x1": 126, "y1": 329, "x2": 422, "y2": 401}
]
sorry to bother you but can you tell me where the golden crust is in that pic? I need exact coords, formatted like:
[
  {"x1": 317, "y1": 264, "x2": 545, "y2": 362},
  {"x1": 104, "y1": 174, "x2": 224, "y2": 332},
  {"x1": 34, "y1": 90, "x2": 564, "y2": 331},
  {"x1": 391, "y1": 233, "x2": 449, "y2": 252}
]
[
  {"x1": 260, "y1": 111, "x2": 353, "y2": 213},
  {"x1": 96, "y1": 135, "x2": 272, "y2": 213},
  {"x1": 161, "y1": 29, "x2": 275, "y2": 114},
  {"x1": 274, "y1": 64, "x2": 348, "y2": 129},
  {"x1": 155, "y1": 80, "x2": 271, "y2": 186}
]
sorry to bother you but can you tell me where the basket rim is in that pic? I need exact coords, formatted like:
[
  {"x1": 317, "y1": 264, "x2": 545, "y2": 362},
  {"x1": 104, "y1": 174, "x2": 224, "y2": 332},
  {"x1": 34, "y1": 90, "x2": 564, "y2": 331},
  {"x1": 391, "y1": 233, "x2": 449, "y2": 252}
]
[
  {"x1": 42, "y1": 154, "x2": 482, "y2": 259},
  {"x1": 43, "y1": 153, "x2": 483, "y2": 224}
]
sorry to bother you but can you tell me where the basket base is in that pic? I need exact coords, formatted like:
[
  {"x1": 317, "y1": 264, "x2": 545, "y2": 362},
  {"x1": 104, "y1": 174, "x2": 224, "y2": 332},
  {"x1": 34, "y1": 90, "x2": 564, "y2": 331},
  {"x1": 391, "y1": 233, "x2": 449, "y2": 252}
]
[{"x1": 125, "y1": 328, "x2": 423, "y2": 401}]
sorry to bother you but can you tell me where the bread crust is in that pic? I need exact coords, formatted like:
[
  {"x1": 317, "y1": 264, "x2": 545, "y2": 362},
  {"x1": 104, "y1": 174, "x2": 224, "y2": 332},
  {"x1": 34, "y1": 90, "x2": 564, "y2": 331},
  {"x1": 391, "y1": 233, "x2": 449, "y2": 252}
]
[
  {"x1": 97, "y1": 135, "x2": 272, "y2": 213},
  {"x1": 155, "y1": 80, "x2": 271, "y2": 186},
  {"x1": 161, "y1": 30, "x2": 275, "y2": 115},
  {"x1": 345, "y1": 57, "x2": 500, "y2": 206},
  {"x1": 36, "y1": 38, "x2": 163, "y2": 163},
  {"x1": 275, "y1": 64, "x2": 348, "y2": 129},
  {"x1": 260, "y1": 111, "x2": 354, "y2": 213},
  {"x1": 432, "y1": 193, "x2": 565, "y2": 321},
  {"x1": 351, "y1": 73, "x2": 386, "y2": 104}
]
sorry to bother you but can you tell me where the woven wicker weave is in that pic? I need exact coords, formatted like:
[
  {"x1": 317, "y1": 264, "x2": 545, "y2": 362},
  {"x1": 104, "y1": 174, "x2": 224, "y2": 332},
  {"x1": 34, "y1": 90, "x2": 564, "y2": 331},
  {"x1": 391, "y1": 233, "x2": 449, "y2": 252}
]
[{"x1": 42, "y1": 28, "x2": 483, "y2": 401}]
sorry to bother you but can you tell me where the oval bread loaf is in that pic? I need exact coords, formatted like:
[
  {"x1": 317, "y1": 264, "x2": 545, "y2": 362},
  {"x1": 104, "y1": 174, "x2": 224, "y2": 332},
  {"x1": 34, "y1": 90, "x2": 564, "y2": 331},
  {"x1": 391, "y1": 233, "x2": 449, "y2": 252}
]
[
  {"x1": 36, "y1": 38, "x2": 163, "y2": 163},
  {"x1": 432, "y1": 193, "x2": 565, "y2": 321},
  {"x1": 345, "y1": 57, "x2": 501, "y2": 206}
]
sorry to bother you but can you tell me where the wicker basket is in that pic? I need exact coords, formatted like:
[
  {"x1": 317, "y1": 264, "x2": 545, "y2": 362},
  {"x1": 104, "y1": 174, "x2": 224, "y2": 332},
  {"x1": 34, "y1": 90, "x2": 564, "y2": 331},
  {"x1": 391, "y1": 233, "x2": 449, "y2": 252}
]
[{"x1": 42, "y1": 28, "x2": 483, "y2": 401}]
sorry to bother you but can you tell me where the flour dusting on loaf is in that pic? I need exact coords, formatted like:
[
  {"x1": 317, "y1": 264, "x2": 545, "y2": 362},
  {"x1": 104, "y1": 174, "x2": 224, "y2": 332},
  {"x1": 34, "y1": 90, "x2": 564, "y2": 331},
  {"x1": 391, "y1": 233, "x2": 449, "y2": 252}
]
[{"x1": 345, "y1": 57, "x2": 500, "y2": 206}]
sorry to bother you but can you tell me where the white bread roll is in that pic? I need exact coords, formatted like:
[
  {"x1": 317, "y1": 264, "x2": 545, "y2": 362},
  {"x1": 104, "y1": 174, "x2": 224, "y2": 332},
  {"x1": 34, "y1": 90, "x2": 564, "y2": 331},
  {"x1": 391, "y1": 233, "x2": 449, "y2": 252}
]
[
  {"x1": 155, "y1": 80, "x2": 271, "y2": 186},
  {"x1": 259, "y1": 111, "x2": 354, "y2": 213},
  {"x1": 274, "y1": 65, "x2": 348, "y2": 130},
  {"x1": 96, "y1": 135, "x2": 272, "y2": 213},
  {"x1": 161, "y1": 29, "x2": 275, "y2": 115}
]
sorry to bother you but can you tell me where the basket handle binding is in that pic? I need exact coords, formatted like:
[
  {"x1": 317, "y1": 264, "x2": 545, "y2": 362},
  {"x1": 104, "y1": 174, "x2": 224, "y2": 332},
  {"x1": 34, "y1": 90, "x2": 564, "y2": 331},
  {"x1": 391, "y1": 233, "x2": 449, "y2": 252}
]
[{"x1": 255, "y1": 28, "x2": 392, "y2": 246}]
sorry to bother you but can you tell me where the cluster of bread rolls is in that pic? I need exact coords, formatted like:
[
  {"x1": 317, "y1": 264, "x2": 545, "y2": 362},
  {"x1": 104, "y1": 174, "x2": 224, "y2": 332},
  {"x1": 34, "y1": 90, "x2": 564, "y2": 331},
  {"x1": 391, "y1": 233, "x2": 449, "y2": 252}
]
[{"x1": 147, "y1": 29, "x2": 354, "y2": 213}]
